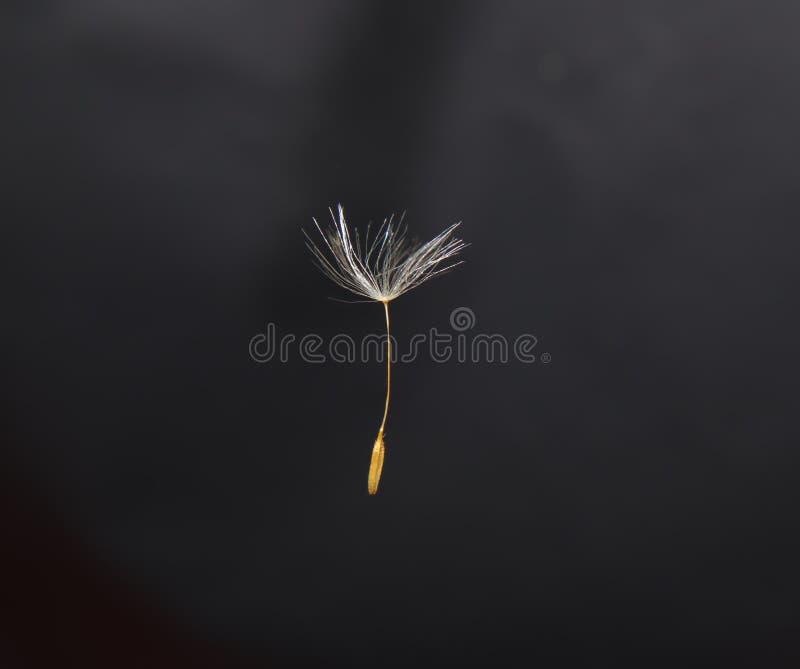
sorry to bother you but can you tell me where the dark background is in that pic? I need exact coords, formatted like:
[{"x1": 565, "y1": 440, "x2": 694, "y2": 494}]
[{"x1": 3, "y1": 1, "x2": 800, "y2": 667}]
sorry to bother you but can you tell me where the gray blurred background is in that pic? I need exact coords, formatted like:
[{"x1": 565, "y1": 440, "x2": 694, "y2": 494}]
[{"x1": 3, "y1": 2, "x2": 800, "y2": 666}]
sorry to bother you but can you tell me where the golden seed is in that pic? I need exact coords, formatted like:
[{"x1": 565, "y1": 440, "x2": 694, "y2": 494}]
[{"x1": 368, "y1": 431, "x2": 385, "y2": 495}]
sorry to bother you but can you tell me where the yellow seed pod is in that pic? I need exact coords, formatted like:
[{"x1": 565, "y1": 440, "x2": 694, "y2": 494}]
[{"x1": 368, "y1": 431, "x2": 385, "y2": 495}]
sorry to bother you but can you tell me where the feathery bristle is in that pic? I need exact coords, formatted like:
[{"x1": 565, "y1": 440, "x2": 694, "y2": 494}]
[{"x1": 304, "y1": 204, "x2": 466, "y2": 302}]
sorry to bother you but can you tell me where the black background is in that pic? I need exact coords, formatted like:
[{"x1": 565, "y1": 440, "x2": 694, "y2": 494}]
[{"x1": 4, "y1": 2, "x2": 800, "y2": 667}]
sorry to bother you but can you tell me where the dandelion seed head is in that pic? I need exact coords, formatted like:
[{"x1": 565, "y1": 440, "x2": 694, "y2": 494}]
[{"x1": 304, "y1": 204, "x2": 466, "y2": 302}]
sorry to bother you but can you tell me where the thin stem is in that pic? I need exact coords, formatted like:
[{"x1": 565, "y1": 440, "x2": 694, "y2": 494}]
[
  {"x1": 368, "y1": 300, "x2": 391, "y2": 495},
  {"x1": 379, "y1": 300, "x2": 391, "y2": 434}
]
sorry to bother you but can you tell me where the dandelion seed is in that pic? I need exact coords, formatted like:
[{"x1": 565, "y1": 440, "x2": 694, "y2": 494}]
[{"x1": 304, "y1": 204, "x2": 466, "y2": 495}]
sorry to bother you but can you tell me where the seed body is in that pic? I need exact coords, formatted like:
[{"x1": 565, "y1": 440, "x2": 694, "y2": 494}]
[{"x1": 368, "y1": 431, "x2": 385, "y2": 495}]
